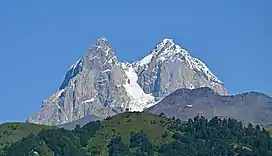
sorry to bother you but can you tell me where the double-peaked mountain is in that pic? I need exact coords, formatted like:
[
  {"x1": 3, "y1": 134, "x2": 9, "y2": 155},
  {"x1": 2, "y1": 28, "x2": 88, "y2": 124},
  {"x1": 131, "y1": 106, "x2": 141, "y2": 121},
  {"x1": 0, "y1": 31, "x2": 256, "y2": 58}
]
[
  {"x1": 147, "y1": 87, "x2": 272, "y2": 127},
  {"x1": 27, "y1": 38, "x2": 227, "y2": 125}
]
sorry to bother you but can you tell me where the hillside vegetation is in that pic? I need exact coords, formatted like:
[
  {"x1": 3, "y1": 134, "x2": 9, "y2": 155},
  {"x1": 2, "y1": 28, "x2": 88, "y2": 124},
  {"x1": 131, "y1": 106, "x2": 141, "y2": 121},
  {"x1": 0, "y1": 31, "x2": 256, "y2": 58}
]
[
  {"x1": 1, "y1": 112, "x2": 272, "y2": 156},
  {"x1": 0, "y1": 122, "x2": 53, "y2": 155}
]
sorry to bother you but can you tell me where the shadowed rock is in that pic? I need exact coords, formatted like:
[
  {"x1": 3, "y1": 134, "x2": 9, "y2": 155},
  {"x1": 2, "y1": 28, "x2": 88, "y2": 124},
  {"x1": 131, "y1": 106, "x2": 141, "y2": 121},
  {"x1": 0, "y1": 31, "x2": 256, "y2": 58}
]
[
  {"x1": 57, "y1": 114, "x2": 102, "y2": 130},
  {"x1": 146, "y1": 87, "x2": 272, "y2": 126}
]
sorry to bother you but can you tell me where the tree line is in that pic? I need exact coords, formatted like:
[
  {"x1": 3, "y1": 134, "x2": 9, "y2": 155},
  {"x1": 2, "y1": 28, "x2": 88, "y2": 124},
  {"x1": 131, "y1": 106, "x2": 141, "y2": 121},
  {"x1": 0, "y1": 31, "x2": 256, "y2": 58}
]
[{"x1": 3, "y1": 114, "x2": 272, "y2": 156}]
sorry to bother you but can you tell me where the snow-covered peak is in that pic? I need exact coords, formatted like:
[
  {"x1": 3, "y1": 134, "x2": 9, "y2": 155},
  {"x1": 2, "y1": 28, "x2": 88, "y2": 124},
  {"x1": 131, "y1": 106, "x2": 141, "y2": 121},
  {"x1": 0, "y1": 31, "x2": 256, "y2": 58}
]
[
  {"x1": 157, "y1": 38, "x2": 174, "y2": 49},
  {"x1": 92, "y1": 37, "x2": 112, "y2": 54},
  {"x1": 154, "y1": 38, "x2": 189, "y2": 58},
  {"x1": 98, "y1": 36, "x2": 108, "y2": 41},
  {"x1": 137, "y1": 38, "x2": 222, "y2": 84},
  {"x1": 138, "y1": 53, "x2": 154, "y2": 66},
  {"x1": 137, "y1": 38, "x2": 173, "y2": 66}
]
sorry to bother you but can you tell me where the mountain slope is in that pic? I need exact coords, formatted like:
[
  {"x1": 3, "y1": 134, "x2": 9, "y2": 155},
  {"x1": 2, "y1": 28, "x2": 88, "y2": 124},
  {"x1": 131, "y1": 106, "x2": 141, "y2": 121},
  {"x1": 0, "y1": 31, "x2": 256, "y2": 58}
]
[
  {"x1": 27, "y1": 38, "x2": 133, "y2": 125},
  {"x1": 27, "y1": 38, "x2": 227, "y2": 125},
  {"x1": 84, "y1": 112, "x2": 175, "y2": 156},
  {"x1": 4, "y1": 112, "x2": 272, "y2": 156},
  {"x1": 0, "y1": 122, "x2": 53, "y2": 154},
  {"x1": 135, "y1": 38, "x2": 227, "y2": 99},
  {"x1": 147, "y1": 87, "x2": 272, "y2": 126}
]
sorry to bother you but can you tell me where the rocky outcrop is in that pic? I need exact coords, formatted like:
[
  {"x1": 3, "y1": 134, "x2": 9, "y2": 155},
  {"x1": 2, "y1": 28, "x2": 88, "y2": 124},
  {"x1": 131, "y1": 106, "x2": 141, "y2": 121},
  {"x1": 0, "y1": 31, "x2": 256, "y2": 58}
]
[{"x1": 27, "y1": 37, "x2": 227, "y2": 125}]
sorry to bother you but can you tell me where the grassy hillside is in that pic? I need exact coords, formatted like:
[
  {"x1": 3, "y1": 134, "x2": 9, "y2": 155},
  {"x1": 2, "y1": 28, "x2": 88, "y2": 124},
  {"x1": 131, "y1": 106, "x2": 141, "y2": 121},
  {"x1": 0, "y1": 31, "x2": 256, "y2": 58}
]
[
  {"x1": 86, "y1": 112, "x2": 176, "y2": 155},
  {"x1": 1, "y1": 112, "x2": 272, "y2": 156},
  {"x1": 0, "y1": 122, "x2": 53, "y2": 154}
]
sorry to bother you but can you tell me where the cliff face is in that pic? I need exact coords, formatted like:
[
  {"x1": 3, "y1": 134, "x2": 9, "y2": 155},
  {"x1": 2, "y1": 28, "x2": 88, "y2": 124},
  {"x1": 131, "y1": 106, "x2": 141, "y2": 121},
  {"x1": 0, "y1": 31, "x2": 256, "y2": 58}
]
[
  {"x1": 27, "y1": 38, "x2": 227, "y2": 125},
  {"x1": 135, "y1": 38, "x2": 227, "y2": 99}
]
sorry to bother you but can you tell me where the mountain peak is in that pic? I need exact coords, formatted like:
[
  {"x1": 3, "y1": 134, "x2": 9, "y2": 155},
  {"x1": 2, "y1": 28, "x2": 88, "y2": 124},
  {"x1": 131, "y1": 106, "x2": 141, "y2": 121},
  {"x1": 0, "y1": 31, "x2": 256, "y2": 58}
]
[
  {"x1": 60, "y1": 37, "x2": 117, "y2": 90},
  {"x1": 137, "y1": 38, "x2": 223, "y2": 84},
  {"x1": 160, "y1": 38, "x2": 174, "y2": 44},
  {"x1": 137, "y1": 38, "x2": 177, "y2": 66},
  {"x1": 95, "y1": 37, "x2": 110, "y2": 47},
  {"x1": 98, "y1": 36, "x2": 108, "y2": 41},
  {"x1": 28, "y1": 37, "x2": 227, "y2": 126},
  {"x1": 86, "y1": 37, "x2": 115, "y2": 58}
]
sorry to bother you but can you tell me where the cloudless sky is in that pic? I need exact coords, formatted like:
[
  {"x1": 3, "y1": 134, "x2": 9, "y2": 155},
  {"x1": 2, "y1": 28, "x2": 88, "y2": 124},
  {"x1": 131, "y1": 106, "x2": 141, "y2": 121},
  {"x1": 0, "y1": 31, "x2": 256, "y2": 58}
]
[{"x1": 0, "y1": 1, "x2": 271, "y2": 123}]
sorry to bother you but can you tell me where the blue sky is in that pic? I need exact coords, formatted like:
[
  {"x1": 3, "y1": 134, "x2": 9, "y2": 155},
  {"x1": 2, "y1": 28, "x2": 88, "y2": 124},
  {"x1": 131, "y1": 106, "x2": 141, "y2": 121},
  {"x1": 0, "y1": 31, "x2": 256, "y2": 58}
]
[{"x1": 0, "y1": 1, "x2": 271, "y2": 122}]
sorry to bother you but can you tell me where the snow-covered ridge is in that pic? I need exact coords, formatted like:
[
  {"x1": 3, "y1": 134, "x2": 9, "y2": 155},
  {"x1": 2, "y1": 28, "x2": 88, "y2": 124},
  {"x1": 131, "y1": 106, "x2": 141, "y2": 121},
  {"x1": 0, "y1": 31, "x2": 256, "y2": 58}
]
[
  {"x1": 64, "y1": 38, "x2": 223, "y2": 111},
  {"x1": 137, "y1": 38, "x2": 222, "y2": 84}
]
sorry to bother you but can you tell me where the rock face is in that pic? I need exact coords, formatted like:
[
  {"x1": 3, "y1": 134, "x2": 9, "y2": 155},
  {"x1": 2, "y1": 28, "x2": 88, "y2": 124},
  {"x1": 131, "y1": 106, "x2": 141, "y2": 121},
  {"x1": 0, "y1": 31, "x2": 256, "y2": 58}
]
[
  {"x1": 135, "y1": 39, "x2": 227, "y2": 99},
  {"x1": 146, "y1": 87, "x2": 272, "y2": 126},
  {"x1": 27, "y1": 37, "x2": 227, "y2": 125}
]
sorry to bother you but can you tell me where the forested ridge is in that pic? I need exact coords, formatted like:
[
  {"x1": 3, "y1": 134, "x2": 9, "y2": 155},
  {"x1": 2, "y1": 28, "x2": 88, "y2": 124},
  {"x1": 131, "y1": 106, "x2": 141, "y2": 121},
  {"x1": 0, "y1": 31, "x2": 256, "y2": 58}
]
[{"x1": 1, "y1": 112, "x2": 272, "y2": 156}]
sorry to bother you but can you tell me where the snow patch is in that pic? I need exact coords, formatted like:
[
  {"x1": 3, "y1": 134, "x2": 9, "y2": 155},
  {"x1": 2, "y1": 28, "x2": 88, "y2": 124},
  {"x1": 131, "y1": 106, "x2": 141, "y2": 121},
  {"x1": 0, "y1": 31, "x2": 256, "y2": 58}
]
[
  {"x1": 139, "y1": 53, "x2": 153, "y2": 66},
  {"x1": 122, "y1": 64, "x2": 155, "y2": 111},
  {"x1": 189, "y1": 84, "x2": 195, "y2": 90},
  {"x1": 108, "y1": 58, "x2": 113, "y2": 63},
  {"x1": 105, "y1": 47, "x2": 110, "y2": 56},
  {"x1": 82, "y1": 98, "x2": 95, "y2": 104},
  {"x1": 186, "y1": 104, "x2": 193, "y2": 108},
  {"x1": 56, "y1": 89, "x2": 65, "y2": 97},
  {"x1": 145, "y1": 98, "x2": 161, "y2": 108},
  {"x1": 69, "y1": 59, "x2": 82, "y2": 70},
  {"x1": 90, "y1": 56, "x2": 97, "y2": 60},
  {"x1": 102, "y1": 69, "x2": 111, "y2": 73}
]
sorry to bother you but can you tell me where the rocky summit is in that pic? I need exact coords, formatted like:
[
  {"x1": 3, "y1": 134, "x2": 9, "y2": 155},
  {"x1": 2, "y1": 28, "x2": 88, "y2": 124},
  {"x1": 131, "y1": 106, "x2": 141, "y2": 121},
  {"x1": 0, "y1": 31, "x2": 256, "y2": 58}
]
[{"x1": 27, "y1": 37, "x2": 227, "y2": 125}]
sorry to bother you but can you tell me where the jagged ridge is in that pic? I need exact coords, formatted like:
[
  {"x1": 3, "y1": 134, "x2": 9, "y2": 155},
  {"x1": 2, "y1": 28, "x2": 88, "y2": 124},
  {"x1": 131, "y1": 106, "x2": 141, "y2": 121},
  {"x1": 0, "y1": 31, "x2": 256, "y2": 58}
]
[
  {"x1": 139, "y1": 38, "x2": 222, "y2": 84},
  {"x1": 27, "y1": 37, "x2": 227, "y2": 125}
]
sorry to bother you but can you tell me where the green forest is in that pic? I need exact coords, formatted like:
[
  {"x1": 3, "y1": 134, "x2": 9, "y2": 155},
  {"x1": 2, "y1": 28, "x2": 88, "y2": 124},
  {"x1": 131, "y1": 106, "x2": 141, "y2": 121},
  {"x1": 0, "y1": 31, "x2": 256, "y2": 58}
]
[{"x1": 1, "y1": 112, "x2": 272, "y2": 156}]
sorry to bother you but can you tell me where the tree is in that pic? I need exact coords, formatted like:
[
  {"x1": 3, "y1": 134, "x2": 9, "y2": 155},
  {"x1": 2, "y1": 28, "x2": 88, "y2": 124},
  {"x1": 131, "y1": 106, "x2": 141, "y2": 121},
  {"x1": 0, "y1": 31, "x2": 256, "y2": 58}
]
[
  {"x1": 129, "y1": 131, "x2": 154, "y2": 156},
  {"x1": 107, "y1": 136, "x2": 130, "y2": 156},
  {"x1": 159, "y1": 112, "x2": 166, "y2": 118},
  {"x1": 74, "y1": 120, "x2": 101, "y2": 146}
]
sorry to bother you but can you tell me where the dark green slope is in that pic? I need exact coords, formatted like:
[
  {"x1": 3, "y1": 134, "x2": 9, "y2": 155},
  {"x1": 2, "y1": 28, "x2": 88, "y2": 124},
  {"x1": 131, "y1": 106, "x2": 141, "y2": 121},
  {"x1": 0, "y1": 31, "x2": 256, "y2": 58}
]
[
  {"x1": 85, "y1": 112, "x2": 176, "y2": 155},
  {"x1": 2, "y1": 112, "x2": 272, "y2": 156},
  {"x1": 0, "y1": 122, "x2": 53, "y2": 155}
]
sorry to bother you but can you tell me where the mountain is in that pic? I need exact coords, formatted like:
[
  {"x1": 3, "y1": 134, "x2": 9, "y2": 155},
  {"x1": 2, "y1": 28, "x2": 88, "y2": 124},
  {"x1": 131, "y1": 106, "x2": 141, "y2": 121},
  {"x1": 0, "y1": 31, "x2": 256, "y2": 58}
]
[
  {"x1": 147, "y1": 87, "x2": 272, "y2": 126},
  {"x1": 3, "y1": 112, "x2": 272, "y2": 156},
  {"x1": 27, "y1": 37, "x2": 227, "y2": 125}
]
